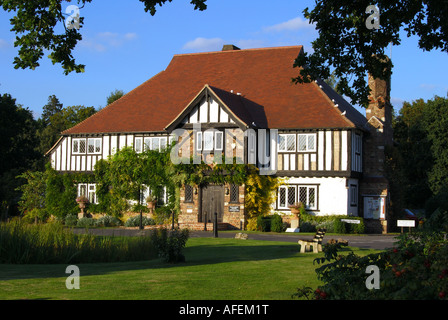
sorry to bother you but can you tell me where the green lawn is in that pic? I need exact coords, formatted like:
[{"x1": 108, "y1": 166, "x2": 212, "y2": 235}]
[{"x1": 0, "y1": 237, "x2": 381, "y2": 300}]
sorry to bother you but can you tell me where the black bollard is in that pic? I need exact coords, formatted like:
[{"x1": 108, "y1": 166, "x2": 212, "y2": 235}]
[
  {"x1": 139, "y1": 209, "x2": 143, "y2": 230},
  {"x1": 213, "y1": 212, "x2": 218, "y2": 238}
]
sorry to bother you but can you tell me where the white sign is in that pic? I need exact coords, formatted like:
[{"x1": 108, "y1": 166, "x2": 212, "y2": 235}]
[
  {"x1": 341, "y1": 219, "x2": 361, "y2": 224},
  {"x1": 397, "y1": 220, "x2": 415, "y2": 227}
]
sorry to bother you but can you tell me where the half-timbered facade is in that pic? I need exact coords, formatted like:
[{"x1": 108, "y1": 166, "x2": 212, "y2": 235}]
[{"x1": 46, "y1": 45, "x2": 392, "y2": 232}]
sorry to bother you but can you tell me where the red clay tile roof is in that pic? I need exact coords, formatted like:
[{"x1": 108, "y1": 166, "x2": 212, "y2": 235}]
[{"x1": 62, "y1": 46, "x2": 366, "y2": 135}]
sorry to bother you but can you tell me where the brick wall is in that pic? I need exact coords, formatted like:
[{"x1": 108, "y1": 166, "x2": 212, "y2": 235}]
[
  {"x1": 359, "y1": 58, "x2": 393, "y2": 233},
  {"x1": 178, "y1": 183, "x2": 246, "y2": 230}
]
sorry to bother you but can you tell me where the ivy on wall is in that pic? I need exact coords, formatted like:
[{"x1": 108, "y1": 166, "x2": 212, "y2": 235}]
[{"x1": 25, "y1": 146, "x2": 280, "y2": 220}]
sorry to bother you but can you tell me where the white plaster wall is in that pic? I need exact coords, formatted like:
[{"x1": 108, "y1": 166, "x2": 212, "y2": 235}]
[{"x1": 276, "y1": 176, "x2": 350, "y2": 216}]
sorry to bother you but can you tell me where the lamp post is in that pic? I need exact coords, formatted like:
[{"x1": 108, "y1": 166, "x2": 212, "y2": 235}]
[{"x1": 213, "y1": 212, "x2": 218, "y2": 238}]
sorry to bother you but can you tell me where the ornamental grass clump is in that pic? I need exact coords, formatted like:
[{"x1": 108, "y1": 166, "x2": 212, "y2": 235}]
[{"x1": 0, "y1": 220, "x2": 157, "y2": 264}]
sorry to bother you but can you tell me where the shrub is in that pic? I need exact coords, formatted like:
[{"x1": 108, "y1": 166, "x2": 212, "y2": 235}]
[
  {"x1": 153, "y1": 206, "x2": 175, "y2": 225},
  {"x1": 76, "y1": 217, "x2": 96, "y2": 228},
  {"x1": 246, "y1": 217, "x2": 258, "y2": 231},
  {"x1": 300, "y1": 221, "x2": 317, "y2": 233},
  {"x1": 65, "y1": 214, "x2": 78, "y2": 227},
  {"x1": 316, "y1": 221, "x2": 335, "y2": 233},
  {"x1": 271, "y1": 214, "x2": 284, "y2": 233},
  {"x1": 292, "y1": 230, "x2": 448, "y2": 300},
  {"x1": 124, "y1": 215, "x2": 156, "y2": 227},
  {"x1": 257, "y1": 215, "x2": 271, "y2": 232},
  {"x1": 333, "y1": 218, "x2": 346, "y2": 234},
  {"x1": 95, "y1": 215, "x2": 121, "y2": 227},
  {"x1": 150, "y1": 228, "x2": 189, "y2": 263}
]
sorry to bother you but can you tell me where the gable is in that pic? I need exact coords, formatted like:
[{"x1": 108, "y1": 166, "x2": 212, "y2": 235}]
[{"x1": 165, "y1": 85, "x2": 249, "y2": 131}]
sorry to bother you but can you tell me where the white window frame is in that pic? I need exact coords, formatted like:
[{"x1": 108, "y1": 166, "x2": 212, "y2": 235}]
[
  {"x1": 134, "y1": 137, "x2": 143, "y2": 153},
  {"x1": 87, "y1": 138, "x2": 102, "y2": 154},
  {"x1": 203, "y1": 131, "x2": 214, "y2": 151},
  {"x1": 297, "y1": 133, "x2": 317, "y2": 152},
  {"x1": 215, "y1": 131, "x2": 223, "y2": 151},
  {"x1": 143, "y1": 137, "x2": 168, "y2": 152},
  {"x1": 72, "y1": 138, "x2": 86, "y2": 155},
  {"x1": 277, "y1": 185, "x2": 297, "y2": 209},
  {"x1": 196, "y1": 132, "x2": 203, "y2": 151},
  {"x1": 278, "y1": 134, "x2": 296, "y2": 152},
  {"x1": 298, "y1": 185, "x2": 318, "y2": 210},
  {"x1": 78, "y1": 183, "x2": 98, "y2": 204},
  {"x1": 278, "y1": 184, "x2": 318, "y2": 211},
  {"x1": 196, "y1": 131, "x2": 224, "y2": 151}
]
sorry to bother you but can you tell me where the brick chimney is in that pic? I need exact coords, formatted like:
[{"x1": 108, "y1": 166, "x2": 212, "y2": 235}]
[
  {"x1": 360, "y1": 56, "x2": 393, "y2": 233},
  {"x1": 222, "y1": 44, "x2": 241, "y2": 51}
]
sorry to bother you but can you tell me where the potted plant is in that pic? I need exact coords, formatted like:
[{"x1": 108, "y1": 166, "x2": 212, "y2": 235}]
[
  {"x1": 288, "y1": 202, "x2": 303, "y2": 231},
  {"x1": 289, "y1": 202, "x2": 303, "y2": 218},
  {"x1": 76, "y1": 195, "x2": 89, "y2": 217},
  {"x1": 146, "y1": 194, "x2": 157, "y2": 210}
]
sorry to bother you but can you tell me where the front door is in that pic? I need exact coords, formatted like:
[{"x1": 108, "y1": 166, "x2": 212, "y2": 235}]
[{"x1": 201, "y1": 185, "x2": 224, "y2": 223}]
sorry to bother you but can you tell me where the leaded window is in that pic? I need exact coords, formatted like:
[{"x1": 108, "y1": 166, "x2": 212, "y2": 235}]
[
  {"x1": 184, "y1": 185, "x2": 193, "y2": 203},
  {"x1": 297, "y1": 134, "x2": 316, "y2": 152},
  {"x1": 230, "y1": 184, "x2": 239, "y2": 203},
  {"x1": 87, "y1": 138, "x2": 101, "y2": 154},
  {"x1": 72, "y1": 138, "x2": 86, "y2": 154},
  {"x1": 278, "y1": 134, "x2": 296, "y2": 152}
]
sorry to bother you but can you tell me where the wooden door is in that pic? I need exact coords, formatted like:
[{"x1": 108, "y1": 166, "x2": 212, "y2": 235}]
[{"x1": 201, "y1": 185, "x2": 224, "y2": 223}]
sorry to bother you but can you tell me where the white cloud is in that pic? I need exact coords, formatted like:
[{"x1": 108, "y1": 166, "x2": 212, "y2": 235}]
[
  {"x1": 391, "y1": 97, "x2": 405, "y2": 108},
  {"x1": 263, "y1": 16, "x2": 315, "y2": 33},
  {"x1": 79, "y1": 32, "x2": 138, "y2": 52},
  {"x1": 182, "y1": 37, "x2": 225, "y2": 52}
]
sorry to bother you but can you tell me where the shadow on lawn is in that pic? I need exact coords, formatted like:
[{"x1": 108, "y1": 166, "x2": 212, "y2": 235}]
[
  {"x1": 0, "y1": 236, "x2": 377, "y2": 282},
  {"x1": 0, "y1": 238, "x2": 315, "y2": 281}
]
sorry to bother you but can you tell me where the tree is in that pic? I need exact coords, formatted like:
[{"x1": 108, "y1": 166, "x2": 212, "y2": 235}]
[
  {"x1": 389, "y1": 95, "x2": 448, "y2": 212},
  {"x1": 294, "y1": 0, "x2": 448, "y2": 107},
  {"x1": 0, "y1": 0, "x2": 207, "y2": 74},
  {"x1": 15, "y1": 170, "x2": 47, "y2": 222},
  {"x1": 0, "y1": 93, "x2": 40, "y2": 217},
  {"x1": 37, "y1": 98, "x2": 96, "y2": 160},
  {"x1": 106, "y1": 89, "x2": 125, "y2": 106},
  {"x1": 40, "y1": 95, "x2": 63, "y2": 126}
]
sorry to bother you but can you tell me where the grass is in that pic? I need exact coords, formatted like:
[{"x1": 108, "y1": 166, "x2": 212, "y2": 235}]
[
  {"x1": 0, "y1": 220, "x2": 157, "y2": 264},
  {"x1": 0, "y1": 237, "x2": 381, "y2": 300}
]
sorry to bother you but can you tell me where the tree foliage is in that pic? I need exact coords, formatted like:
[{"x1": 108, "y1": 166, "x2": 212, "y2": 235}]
[
  {"x1": 388, "y1": 95, "x2": 448, "y2": 213},
  {"x1": 0, "y1": 0, "x2": 207, "y2": 74},
  {"x1": 106, "y1": 89, "x2": 126, "y2": 105},
  {"x1": 294, "y1": 0, "x2": 448, "y2": 107},
  {"x1": 36, "y1": 96, "x2": 96, "y2": 160},
  {"x1": 0, "y1": 93, "x2": 40, "y2": 214}
]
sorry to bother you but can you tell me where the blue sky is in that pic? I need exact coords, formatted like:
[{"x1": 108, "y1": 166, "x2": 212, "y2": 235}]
[{"x1": 0, "y1": 0, "x2": 447, "y2": 119}]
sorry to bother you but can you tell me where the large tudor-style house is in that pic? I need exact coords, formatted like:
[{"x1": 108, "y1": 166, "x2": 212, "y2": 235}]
[{"x1": 46, "y1": 45, "x2": 393, "y2": 233}]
